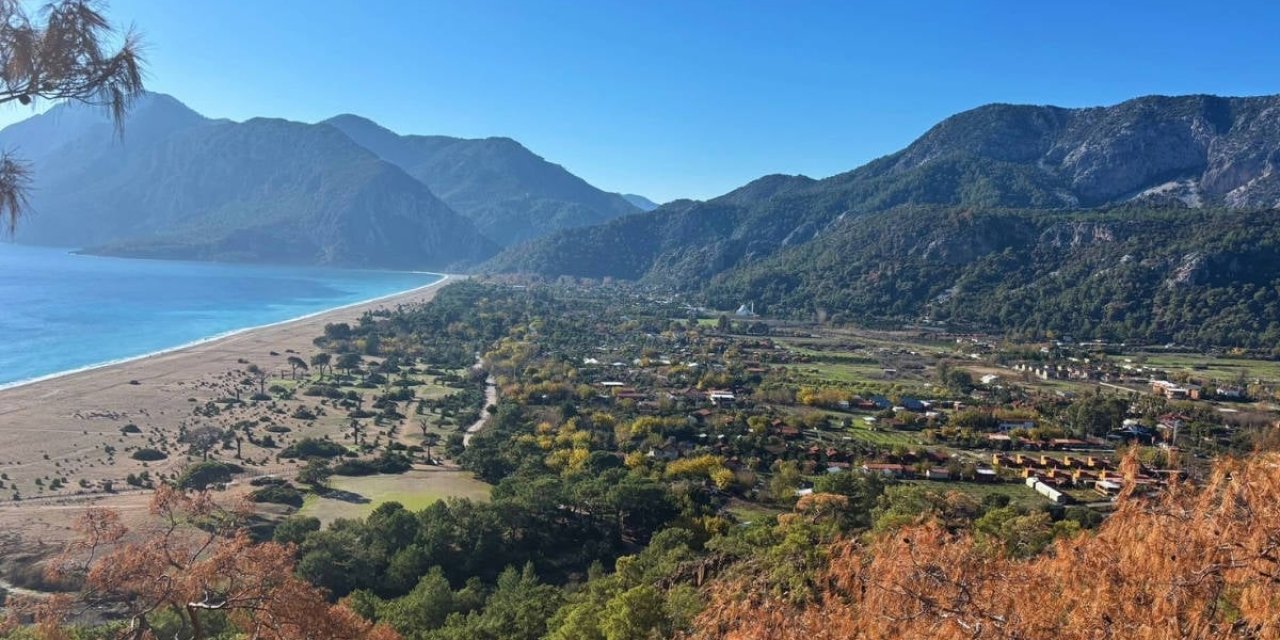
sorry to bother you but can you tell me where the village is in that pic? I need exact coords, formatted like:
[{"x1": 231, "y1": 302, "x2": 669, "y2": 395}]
[{"x1": 500, "y1": 286, "x2": 1280, "y2": 513}]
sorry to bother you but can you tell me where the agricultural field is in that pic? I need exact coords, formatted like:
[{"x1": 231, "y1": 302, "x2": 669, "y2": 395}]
[{"x1": 299, "y1": 469, "x2": 490, "y2": 525}]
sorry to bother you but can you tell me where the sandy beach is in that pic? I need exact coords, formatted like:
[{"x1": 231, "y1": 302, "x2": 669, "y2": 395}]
[{"x1": 0, "y1": 275, "x2": 456, "y2": 509}]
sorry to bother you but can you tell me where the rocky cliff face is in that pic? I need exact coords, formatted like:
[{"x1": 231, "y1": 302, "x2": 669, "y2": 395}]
[{"x1": 893, "y1": 95, "x2": 1280, "y2": 208}]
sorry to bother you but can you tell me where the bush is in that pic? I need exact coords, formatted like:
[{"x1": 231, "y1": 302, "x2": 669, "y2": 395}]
[
  {"x1": 120, "y1": 423, "x2": 142, "y2": 435},
  {"x1": 177, "y1": 461, "x2": 242, "y2": 490},
  {"x1": 130, "y1": 448, "x2": 167, "y2": 462},
  {"x1": 249, "y1": 484, "x2": 304, "y2": 508},
  {"x1": 280, "y1": 438, "x2": 347, "y2": 459},
  {"x1": 265, "y1": 425, "x2": 292, "y2": 434},
  {"x1": 332, "y1": 453, "x2": 413, "y2": 476}
]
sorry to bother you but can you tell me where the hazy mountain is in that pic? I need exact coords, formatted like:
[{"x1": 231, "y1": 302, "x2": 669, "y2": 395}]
[
  {"x1": 487, "y1": 94, "x2": 1280, "y2": 283},
  {"x1": 322, "y1": 114, "x2": 640, "y2": 245},
  {"x1": 0, "y1": 95, "x2": 501, "y2": 268},
  {"x1": 621, "y1": 194, "x2": 660, "y2": 211}
]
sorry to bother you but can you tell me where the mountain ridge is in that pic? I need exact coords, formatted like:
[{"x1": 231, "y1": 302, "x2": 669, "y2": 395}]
[
  {"x1": 0, "y1": 93, "x2": 642, "y2": 268},
  {"x1": 320, "y1": 113, "x2": 641, "y2": 245},
  {"x1": 487, "y1": 92, "x2": 1280, "y2": 283}
]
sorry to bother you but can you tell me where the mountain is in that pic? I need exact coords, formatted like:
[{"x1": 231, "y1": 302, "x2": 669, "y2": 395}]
[
  {"x1": 321, "y1": 114, "x2": 640, "y2": 245},
  {"x1": 488, "y1": 94, "x2": 1280, "y2": 282},
  {"x1": 707, "y1": 205, "x2": 1280, "y2": 347},
  {"x1": 621, "y1": 194, "x2": 660, "y2": 211},
  {"x1": 4, "y1": 94, "x2": 497, "y2": 269},
  {"x1": 486, "y1": 94, "x2": 1280, "y2": 346}
]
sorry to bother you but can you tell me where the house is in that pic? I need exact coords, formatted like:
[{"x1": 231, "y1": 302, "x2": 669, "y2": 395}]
[
  {"x1": 899, "y1": 397, "x2": 926, "y2": 412},
  {"x1": 998, "y1": 420, "x2": 1036, "y2": 432},
  {"x1": 861, "y1": 463, "x2": 911, "y2": 479},
  {"x1": 709, "y1": 391, "x2": 736, "y2": 406},
  {"x1": 1151, "y1": 380, "x2": 1202, "y2": 400},
  {"x1": 1095, "y1": 479, "x2": 1123, "y2": 498},
  {"x1": 1217, "y1": 386, "x2": 1246, "y2": 400},
  {"x1": 646, "y1": 443, "x2": 680, "y2": 461},
  {"x1": 925, "y1": 468, "x2": 952, "y2": 481}
]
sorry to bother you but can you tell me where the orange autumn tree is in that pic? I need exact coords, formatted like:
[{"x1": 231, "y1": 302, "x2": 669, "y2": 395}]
[
  {"x1": 691, "y1": 452, "x2": 1280, "y2": 640},
  {"x1": 6, "y1": 485, "x2": 398, "y2": 640}
]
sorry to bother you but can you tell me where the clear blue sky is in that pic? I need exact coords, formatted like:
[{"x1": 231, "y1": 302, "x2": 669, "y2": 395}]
[{"x1": 6, "y1": 1, "x2": 1280, "y2": 202}]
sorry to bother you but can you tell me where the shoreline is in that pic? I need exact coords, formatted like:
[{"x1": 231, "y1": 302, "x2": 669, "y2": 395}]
[
  {"x1": 0, "y1": 274, "x2": 460, "y2": 507},
  {"x1": 0, "y1": 273, "x2": 449, "y2": 393}
]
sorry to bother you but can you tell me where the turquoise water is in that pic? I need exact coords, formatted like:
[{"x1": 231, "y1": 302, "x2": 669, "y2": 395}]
[{"x1": 0, "y1": 244, "x2": 442, "y2": 388}]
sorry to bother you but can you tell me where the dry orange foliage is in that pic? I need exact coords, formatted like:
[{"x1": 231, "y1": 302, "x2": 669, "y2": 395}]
[
  {"x1": 690, "y1": 453, "x2": 1280, "y2": 640},
  {"x1": 3, "y1": 485, "x2": 399, "y2": 640}
]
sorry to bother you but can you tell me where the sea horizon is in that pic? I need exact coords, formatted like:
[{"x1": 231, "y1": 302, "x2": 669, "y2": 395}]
[{"x1": 0, "y1": 244, "x2": 444, "y2": 389}]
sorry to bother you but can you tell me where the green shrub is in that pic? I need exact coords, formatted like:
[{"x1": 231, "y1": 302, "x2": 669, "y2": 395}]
[
  {"x1": 177, "y1": 461, "x2": 242, "y2": 490},
  {"x1": 249, "y1": 484, "x2": 304, "y2": 507},
  {"x1": 130, "y1": 448, "x2": 167, "y2": 461},
  {"x1": 280, "y1": 438, "x2": 347, "y2": 459}
]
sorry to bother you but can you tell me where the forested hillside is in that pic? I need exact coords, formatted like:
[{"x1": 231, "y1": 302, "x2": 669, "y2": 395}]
[
  {"x1": 706, "y1": 206, "x2": 1280, "y2": 348},
  {"x1": 487, "y1": 94, "x2": 1280, "y2": 347}
]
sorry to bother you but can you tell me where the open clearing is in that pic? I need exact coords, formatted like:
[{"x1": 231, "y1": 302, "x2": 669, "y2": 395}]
[{"x1": 300, "y1": 468, "x2": 490, "y2": 524}]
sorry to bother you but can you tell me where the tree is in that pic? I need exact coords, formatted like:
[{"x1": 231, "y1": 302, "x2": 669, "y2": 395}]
[
  {"x1": 0, "y1": 0, "x2": 146, "y2": 231},
  {"x1": 422, "y1": 432, "x2": 440, "y2": 462},
  {"x1": 297, "y1": 459, "x2": 333, "y2": 489},
  {"x1": 3, "y1": 486, "x2": 398, "y2": 640},
  {"x1": 247, "y1": 364, "x2": 270, "y2": 397},
  {"x1": 311, "y1": 352, "x2": 332, "y2": 379},
  {"x1": 287, "y1": 356, "x2": 309, "y2": 380},
  {"x1": 337, "y1": 352, "x2": 363, "y2": 378},
  {"x1": 182, "y1": 425, "x2": 223, "y2": 461},
  {"x1": 691, "y1": 452, "x2": 1280, "y2": 639}
]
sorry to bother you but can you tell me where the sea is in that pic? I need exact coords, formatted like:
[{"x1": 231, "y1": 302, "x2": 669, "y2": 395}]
[{"x1": 0, "y1": 244, "x2": 443, "y2": 389}]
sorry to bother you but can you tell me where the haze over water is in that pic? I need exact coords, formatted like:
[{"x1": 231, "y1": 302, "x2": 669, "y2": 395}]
[{"x1": 0, "y1": 244, "x2": 441, "y2": 388}]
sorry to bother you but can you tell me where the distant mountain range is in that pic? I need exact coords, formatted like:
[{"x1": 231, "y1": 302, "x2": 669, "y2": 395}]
[
  {"x1": 1, "y1": 94, "x2": 646, "y2": 268},
  {"x1": 487, "y1": 94, "x2": 1280, "y2": 347}
]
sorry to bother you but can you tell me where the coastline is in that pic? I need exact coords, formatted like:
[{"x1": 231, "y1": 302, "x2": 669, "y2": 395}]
[
  {"x1": 0, "y1": 273, "x2": 449, "y2": 393},
  {"x1": 0, "y1": 274, "x2": 459, "y2": 509}
]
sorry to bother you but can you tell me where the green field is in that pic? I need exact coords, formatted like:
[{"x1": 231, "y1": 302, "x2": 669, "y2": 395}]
[
  {"x1": 1114, "y1": 353, "x2": 1280, "y2": 383},
  {"x1": 300, "y1": 469, "x2": 490, "y2": 524}
]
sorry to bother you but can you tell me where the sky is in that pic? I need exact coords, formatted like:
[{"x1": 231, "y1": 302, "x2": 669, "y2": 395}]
[{"x1": 5, "y1": 0, "x2": 1280, "y2": 202}]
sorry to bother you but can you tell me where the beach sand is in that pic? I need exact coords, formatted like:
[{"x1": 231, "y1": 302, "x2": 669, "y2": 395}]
[{"x1": 0, "y1": 275, "x2": 456, "y2": 516}]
